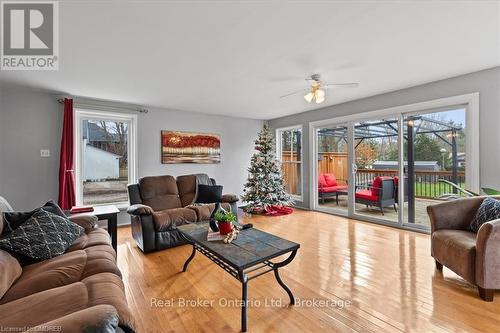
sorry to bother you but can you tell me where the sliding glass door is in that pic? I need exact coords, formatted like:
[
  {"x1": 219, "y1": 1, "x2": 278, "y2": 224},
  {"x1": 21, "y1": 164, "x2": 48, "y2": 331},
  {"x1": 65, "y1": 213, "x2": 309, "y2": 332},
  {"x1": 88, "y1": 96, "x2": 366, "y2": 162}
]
[
  {"x1": 353, "y1": 118, "x2": 400, "y2": 224},
  {"x1": 311, "y1": 99, "x2": 473, "y2": 231},
  {"x1": 314, "y1": 124, "x2": 351, "y2": 215},
  {"x1": 402, "y1": 107, "x2": 467, "y2": 228}
]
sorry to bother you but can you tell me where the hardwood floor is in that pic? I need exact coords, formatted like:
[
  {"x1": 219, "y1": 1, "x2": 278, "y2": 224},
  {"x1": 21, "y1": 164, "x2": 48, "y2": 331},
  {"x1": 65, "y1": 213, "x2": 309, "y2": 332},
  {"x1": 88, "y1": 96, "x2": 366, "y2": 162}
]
[{"x1": 117, "y1": 210, "x2": 500, "y2": 333}]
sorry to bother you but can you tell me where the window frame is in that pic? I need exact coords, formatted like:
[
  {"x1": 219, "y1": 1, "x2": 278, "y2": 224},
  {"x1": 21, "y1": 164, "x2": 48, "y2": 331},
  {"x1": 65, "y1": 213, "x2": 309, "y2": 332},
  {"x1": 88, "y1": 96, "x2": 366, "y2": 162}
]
[
  {"x1": 276, "y1": 124, "x2": 304, "y2": 202},
  {"x1": 74, "y1": 109, "x2": 138, "y2": 208}
]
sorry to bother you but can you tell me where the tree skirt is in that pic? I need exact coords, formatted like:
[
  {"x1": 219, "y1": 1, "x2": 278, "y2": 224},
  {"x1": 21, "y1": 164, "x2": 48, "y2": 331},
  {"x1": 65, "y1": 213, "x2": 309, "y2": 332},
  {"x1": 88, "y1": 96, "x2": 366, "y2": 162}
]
[{"x1": 264, "y1": 205, "x2": 294, "y2": 216}]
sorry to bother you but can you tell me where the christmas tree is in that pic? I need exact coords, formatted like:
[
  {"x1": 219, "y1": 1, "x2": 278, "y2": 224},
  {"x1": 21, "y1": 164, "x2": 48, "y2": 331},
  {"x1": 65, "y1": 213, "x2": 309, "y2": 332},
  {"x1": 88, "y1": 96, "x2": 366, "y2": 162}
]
[{"x1": 241, "y1": 124, "x2": 294, "y2": 213}]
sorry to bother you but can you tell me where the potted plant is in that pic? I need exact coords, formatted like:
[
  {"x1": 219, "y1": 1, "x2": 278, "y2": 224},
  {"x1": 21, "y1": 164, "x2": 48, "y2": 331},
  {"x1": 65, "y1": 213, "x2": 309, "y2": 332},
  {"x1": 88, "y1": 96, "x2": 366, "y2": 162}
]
[{"x1": 213, "y1": 211, "x2": 237, "y2": 235}]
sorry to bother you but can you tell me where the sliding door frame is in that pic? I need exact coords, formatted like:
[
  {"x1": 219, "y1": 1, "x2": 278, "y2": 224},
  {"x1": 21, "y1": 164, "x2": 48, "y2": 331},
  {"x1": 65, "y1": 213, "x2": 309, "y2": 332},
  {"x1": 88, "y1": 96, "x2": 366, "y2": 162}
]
[
  {"x1": 311, "y1": 121, "x2": 352, "y2": 216},
  {"x1": 308, "y1": 93, "x2": 480, "y2": 232}
]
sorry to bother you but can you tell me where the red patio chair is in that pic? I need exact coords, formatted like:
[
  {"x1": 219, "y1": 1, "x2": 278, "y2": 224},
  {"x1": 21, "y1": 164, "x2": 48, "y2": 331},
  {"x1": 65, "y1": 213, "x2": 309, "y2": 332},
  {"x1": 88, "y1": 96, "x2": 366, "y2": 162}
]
[
  {"x1": 355, "y1": 176, "x2": 396, "y2": 215},
  {"x1": 318, "y1": 173, "x2": 348, "y2": 204}
]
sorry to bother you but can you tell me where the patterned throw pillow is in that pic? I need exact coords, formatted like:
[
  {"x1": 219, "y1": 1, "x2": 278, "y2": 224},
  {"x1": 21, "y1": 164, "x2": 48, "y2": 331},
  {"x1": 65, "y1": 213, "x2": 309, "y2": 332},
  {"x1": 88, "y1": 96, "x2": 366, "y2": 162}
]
[
  {"x1": 2, "y1": 200, "x2": 66, "y2": 236},
  {"x1": 0, "y1": 208, "x2": 83, "y2": 262},
  {"x1": 469, "y1": 197, "x2": 500, "y2": 233}
]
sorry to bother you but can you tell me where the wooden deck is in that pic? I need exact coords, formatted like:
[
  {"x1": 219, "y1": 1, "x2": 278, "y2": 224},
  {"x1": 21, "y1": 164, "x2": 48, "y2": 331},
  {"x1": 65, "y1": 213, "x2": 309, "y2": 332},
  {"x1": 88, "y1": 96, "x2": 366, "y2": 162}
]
[
  {"x1": 117, "y1": 210, "x2": 499, "y2": 332},
  {"x1": 319, "y1": 197, "x2": 440, "y2": 226}
]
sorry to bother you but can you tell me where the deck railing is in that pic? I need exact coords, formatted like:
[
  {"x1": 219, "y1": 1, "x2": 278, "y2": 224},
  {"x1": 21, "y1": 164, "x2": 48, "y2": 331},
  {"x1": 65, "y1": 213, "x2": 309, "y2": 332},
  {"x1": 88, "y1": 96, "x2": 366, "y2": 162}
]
[
  {"x1": 354, "y1": 169, "x2": 466, "y2": 198},
  {"x1": 281, "y1": 152, "x2": 466, "y2": 199}
]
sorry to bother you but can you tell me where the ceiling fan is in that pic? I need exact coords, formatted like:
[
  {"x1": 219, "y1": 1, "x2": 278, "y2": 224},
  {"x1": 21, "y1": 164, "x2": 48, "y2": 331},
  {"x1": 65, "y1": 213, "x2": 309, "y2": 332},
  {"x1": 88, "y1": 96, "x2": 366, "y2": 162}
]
[{"x1": 280, "y1": 74, "x2": 359, "y2": 104}]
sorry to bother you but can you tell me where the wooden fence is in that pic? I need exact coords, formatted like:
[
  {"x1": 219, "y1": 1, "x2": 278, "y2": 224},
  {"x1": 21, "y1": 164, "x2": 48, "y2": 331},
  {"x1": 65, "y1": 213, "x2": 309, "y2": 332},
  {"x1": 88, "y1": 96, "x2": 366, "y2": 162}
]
[{"x1": 281, "y1": 151, "x2": 466, "y2": 199}]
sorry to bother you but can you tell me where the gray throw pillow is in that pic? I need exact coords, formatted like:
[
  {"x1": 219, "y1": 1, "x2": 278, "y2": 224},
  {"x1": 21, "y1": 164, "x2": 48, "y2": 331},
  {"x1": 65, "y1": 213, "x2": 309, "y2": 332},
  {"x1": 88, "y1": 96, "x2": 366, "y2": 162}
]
[
  {"x1": 0, "y1": 208, "x2": 83, "y2": 262},
  {"x1": 469, "y1": 197, "x2": 500, "y2": 233}
]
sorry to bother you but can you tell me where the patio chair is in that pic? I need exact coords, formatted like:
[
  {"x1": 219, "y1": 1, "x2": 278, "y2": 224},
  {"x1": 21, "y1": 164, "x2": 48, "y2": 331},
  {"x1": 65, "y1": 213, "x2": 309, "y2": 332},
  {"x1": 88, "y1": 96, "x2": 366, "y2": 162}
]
[
  {"x1": 318, "y1": 173, "x2": 348, "y2": 203},
  {"x1": 355, "y1": 176, "x2": 396, "y2": 215},
  {"x1": 394, "y1": 176, "x2": 408, "y2": 204}
]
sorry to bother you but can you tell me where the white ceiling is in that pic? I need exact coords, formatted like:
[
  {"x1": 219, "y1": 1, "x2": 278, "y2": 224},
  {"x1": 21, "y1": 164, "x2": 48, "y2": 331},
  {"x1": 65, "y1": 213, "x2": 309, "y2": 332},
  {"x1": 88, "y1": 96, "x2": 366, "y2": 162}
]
[{"x1": 1, "y1": 1, "x2": 499, "y2": 120}]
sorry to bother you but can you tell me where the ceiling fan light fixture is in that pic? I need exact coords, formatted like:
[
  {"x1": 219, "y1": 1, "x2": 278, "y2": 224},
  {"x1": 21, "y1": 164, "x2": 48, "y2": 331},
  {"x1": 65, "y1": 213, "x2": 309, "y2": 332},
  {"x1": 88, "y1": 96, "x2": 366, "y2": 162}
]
[
  {"x1": 316, "y1": 89, "x2": 325, "y2": 98},
  {"x1": 304, "y1": 92, "x2": 314, "y2": 103},
  {"x1": 315, "y1": 95, "x2": 325, "y2": 104}
]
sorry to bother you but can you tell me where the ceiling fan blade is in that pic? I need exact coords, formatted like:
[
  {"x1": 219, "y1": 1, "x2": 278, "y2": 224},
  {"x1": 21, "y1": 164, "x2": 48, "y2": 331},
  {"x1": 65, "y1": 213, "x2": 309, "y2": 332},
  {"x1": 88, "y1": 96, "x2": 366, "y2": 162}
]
[
  {"x1": 279, "y1": 88, "x2": 309, "y2": 98},
  {"x1": 323, "y1": 83, "x2": 359, "y2": 88}
]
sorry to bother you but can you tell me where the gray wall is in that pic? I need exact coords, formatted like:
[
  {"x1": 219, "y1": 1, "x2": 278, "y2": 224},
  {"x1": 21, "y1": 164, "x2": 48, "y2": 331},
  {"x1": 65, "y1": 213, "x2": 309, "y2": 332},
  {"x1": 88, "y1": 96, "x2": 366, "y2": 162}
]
[
  {"x1": 268, "y1": 67, "x2": 500, "y2": 209},
  {"x1": 0, "y1": 88, "x2": 63, "y2": 210},
  {"x1": 0, "y1": 87, "x2": 262, "y2": 224}
]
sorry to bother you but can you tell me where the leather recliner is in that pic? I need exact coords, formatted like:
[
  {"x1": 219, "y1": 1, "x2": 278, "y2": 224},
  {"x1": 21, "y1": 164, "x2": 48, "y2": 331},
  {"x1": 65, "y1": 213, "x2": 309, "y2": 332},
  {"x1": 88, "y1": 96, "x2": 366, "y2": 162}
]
[{"x1": 127, "y1": 174, "x2": 239, "y2": 252}]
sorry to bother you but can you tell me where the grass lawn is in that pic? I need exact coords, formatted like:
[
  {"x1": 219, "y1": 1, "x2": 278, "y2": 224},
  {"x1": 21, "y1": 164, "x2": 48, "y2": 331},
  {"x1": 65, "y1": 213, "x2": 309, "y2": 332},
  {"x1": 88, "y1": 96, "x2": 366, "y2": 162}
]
[{"x1": 414, "y1": 182, "x2": 467, "y2": 198}]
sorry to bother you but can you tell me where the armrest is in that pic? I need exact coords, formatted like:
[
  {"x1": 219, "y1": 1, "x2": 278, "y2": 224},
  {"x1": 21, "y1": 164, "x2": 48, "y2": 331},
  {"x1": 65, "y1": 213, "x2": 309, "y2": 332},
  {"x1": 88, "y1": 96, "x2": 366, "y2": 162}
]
[
  {"x1": 222, "y1": 194, "x2": 239, "y2": 203},
  {"x1": 475, "y1": 219, "x2": 500, "y2": 289},
  {"x1": 426, "y1": 197, "x2": 484, "y2": 233},
  {"x1": 127, "y1": 204, "x2": 154, "y2": 216},
  {"x1": 33, "y1": 305, "x2": 120, "y2": 333},
  {"x1": 69, "y1": 213, "x2": 98, "y2": 231}
]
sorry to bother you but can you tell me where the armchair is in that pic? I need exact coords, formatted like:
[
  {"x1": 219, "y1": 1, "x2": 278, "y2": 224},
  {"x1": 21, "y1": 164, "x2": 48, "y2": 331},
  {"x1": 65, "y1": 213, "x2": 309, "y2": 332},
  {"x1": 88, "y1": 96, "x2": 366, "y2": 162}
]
[
  {"x1": 427, "y1": 196, "x2": 500, "y2": 301},
  {"x1": 355, "y1": 176, "x2": 396, "y2": 215},
  {"x1": 318, "y1": 173, "x2": 348, "y2": 203}
]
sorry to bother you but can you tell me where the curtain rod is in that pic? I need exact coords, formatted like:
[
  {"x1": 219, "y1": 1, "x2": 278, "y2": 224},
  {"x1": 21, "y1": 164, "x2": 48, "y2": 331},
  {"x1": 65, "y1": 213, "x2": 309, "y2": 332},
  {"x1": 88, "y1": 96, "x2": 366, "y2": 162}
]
[{"x1": 57, "y1": 98, "x2": 149, "y2": 114}]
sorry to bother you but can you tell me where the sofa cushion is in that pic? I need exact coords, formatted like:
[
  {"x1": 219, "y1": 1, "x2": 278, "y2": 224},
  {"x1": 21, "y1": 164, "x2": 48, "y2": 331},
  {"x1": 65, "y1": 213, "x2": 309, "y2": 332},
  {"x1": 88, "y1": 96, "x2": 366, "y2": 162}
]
[
  {"x1": 432, "y1": 229, "x2": 477, "y2": 283},
  {"x1": 318, "y1": 185, "x2": 348, "y2": 194},
  {"x1": 324, "y1": 174, "x2": 338, "y2": 187},
  {"x1": 152, "y1": 207, "x2": 197, "y2": 231},
  {"x1": 67, "y1": 228, "x2": 112, "y2": 252},
  {"x1": 139, "y1": 175, "x2": 182, "y2": 211},
  {"x1": 2, "y1": 200, "x2": 66, "y2": 236},
  {"x1": 355, "y1": 189, "x2": 378, "y2": 201},
  {"x1": 187, "y1": 203, "x2": 232, "y2": 221},
  {"x1": 0, "y1": 209, "x2": 84, "y2": 263},
  {"x1": 318, "y1": 174, "x2": 327, "y2": 188},
  {"x1": 177, "y1": 174, "x2": 197, "y2": 207},
  {"x1": 0, "y1": 245, "x2": 120, "y2": 304},
  {"x1": 39, "y1": 304, "x2": 120, "y2": 333},
  {"x1": 0, "y1": 273, "x2": 135, "y2": 332},
  {"x1": 0, "y1": 250, "x2": 22, "y2": 299},
  {"x1": 469, "y1": 197, "x2": 500, "y2": 233},
  {"x1": 371, "y1": 176, "x2": 382, "y2": 197}
]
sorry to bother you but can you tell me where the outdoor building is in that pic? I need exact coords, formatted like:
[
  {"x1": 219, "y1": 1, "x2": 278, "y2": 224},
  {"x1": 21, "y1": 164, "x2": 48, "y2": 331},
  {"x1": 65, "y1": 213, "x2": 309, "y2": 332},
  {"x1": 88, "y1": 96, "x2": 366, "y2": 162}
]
[{"x1": 83, "y1": 144, "x2": 120, "y2": 181}]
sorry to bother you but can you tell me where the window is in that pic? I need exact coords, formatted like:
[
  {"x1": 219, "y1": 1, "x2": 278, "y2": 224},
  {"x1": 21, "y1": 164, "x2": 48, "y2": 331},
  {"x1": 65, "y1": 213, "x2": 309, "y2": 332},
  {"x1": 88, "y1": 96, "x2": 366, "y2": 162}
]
[
  {"x1": 277, "y1": 126, "x2": 303, "y2": 199},
  {"x1": 75, "y1": 110, "x2": 137, "y2": 206}
]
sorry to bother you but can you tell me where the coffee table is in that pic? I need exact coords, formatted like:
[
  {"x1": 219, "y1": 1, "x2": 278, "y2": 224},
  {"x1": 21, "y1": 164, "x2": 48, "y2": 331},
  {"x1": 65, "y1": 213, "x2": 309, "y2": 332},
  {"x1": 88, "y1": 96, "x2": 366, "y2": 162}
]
[{"x1": 177, "y1": 222, "x2": 300, "y2": 333}]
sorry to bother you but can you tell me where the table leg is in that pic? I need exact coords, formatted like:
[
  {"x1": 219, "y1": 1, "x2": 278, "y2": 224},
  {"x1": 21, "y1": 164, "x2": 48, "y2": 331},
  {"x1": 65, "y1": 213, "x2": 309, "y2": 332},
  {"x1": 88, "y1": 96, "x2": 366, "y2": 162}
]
[
  {"x1": 183, "y1": 244, "x2": 196, "y2": 272},
  {"x1": 241, "y1": 279, "x2": 248, "y2": 333},
  {"x1": 271, "y1": 249, "x2": 297, "y2": 305},
  {"x1": 108, "y1": 214, "x2": 118, "y2": 252},
  {"x1": 274, "y1": 268, "x2": 295, "y2": 305}
]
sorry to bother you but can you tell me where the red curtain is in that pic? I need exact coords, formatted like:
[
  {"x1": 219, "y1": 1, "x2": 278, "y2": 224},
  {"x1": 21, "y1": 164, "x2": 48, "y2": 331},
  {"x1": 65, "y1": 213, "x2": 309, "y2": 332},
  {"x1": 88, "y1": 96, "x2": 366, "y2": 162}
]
[{"x1": 58, "y1": 98, "x2": 76, "y2": 209}]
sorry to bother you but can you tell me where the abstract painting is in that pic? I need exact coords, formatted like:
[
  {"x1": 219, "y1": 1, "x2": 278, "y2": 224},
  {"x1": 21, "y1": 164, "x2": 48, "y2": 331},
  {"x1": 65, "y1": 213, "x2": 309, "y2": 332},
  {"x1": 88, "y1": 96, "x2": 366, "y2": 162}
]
[{"x1": 161, "y1": 130, "x2": 221, "y2": 164}]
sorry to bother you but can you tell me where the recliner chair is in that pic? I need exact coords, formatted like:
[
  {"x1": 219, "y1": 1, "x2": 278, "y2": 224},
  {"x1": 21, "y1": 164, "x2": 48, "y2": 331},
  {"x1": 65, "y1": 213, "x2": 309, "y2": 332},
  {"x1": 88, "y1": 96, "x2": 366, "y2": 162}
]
[{"x1": 127, "y1": 174, "x2": 239, "y2": 252}]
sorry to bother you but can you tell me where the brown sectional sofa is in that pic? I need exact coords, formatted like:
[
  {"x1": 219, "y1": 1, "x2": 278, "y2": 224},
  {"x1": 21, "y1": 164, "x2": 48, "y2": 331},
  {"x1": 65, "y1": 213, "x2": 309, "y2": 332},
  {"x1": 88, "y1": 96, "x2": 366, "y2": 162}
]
[
  {"x1": 0, "y1": 197, "x2": 135, "y2": 332},
  {"x1": 127, "y1": 174, "x2": 239, "y2": 252}
]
